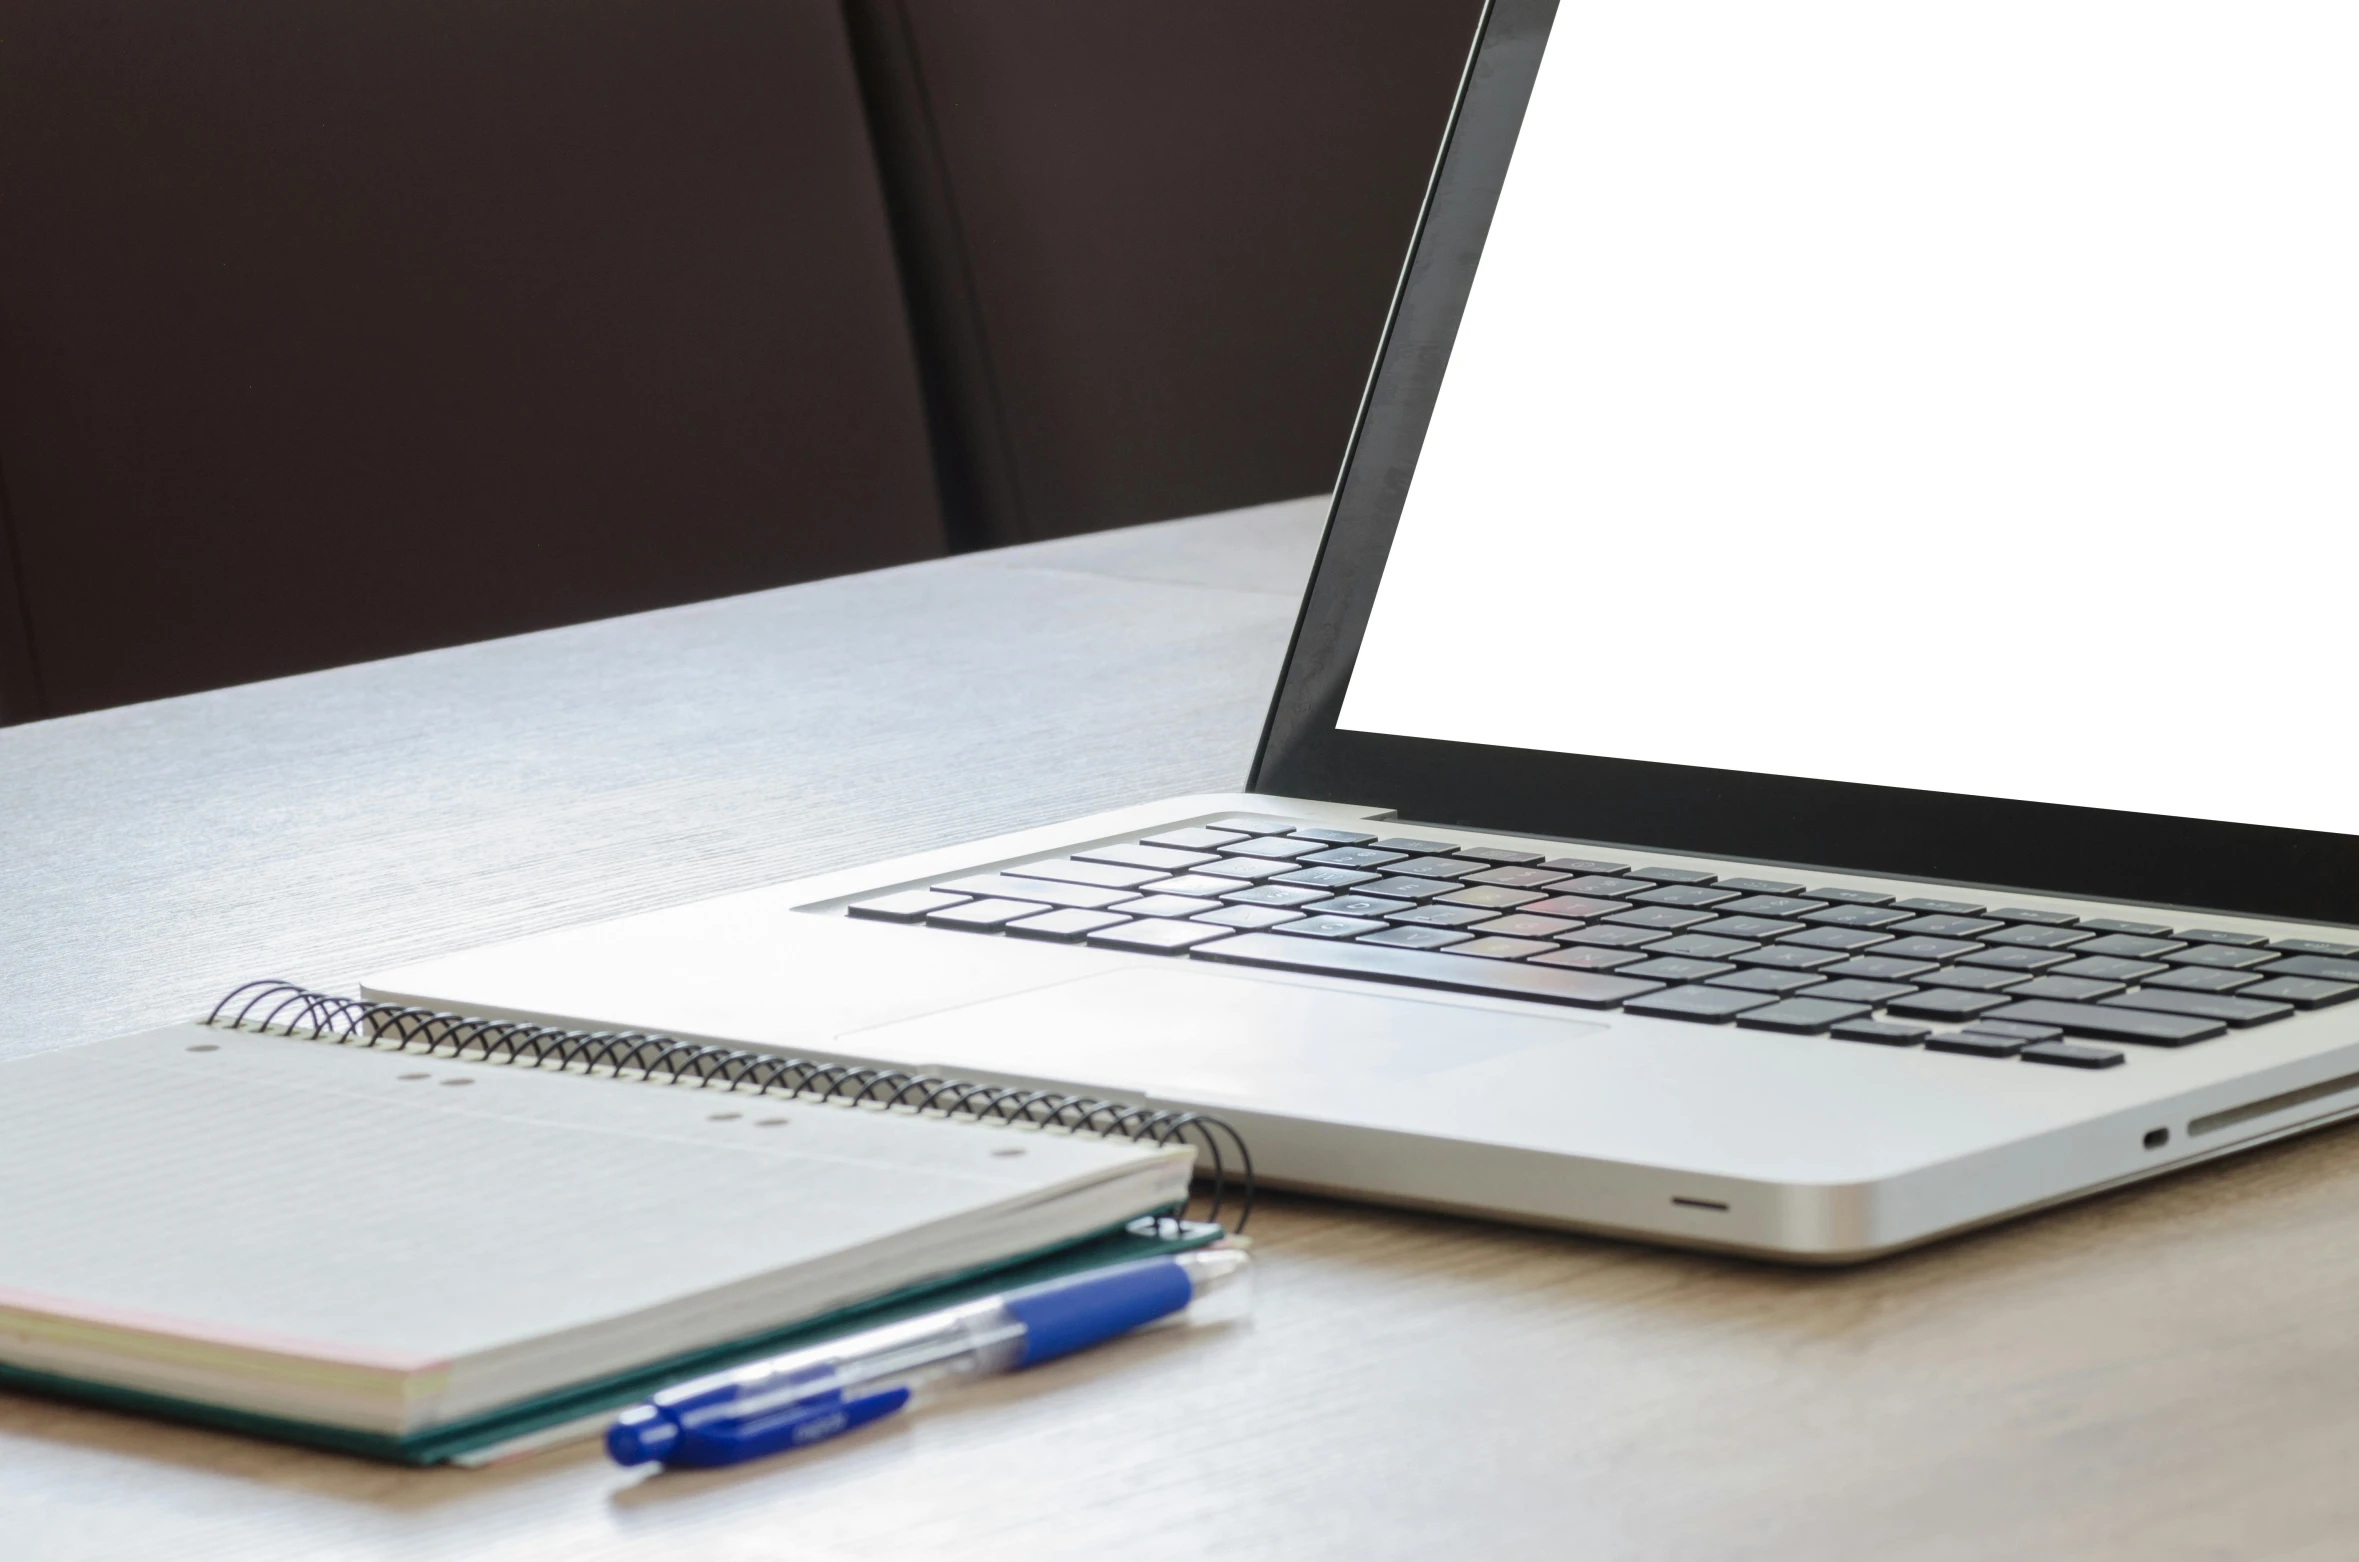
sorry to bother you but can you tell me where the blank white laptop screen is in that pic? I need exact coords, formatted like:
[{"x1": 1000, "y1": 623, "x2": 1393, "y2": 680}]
[{"x1": 1339, "y1": 1, "x2": 2359, "y2": 837}]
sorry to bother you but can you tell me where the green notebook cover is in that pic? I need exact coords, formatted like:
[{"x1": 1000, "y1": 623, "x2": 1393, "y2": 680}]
[{"x1": 0, "y1": 1217, "x2": 1223, "y2": 1466}]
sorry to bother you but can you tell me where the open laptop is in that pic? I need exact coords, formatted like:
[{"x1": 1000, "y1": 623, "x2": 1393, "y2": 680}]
[{"x1": 370, "y1": 0, "x2": 2359, "y2": 1261}]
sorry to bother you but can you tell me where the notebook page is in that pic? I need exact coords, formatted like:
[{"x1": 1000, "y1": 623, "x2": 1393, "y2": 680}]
[{"x1": 0, "y1": 1026, "x2": 1185, "y2": 1376}]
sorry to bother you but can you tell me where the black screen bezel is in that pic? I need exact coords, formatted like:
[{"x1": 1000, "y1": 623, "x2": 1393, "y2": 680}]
[{"x1": 1250, "y1": 0, "x2": 2358, "y2": 927}]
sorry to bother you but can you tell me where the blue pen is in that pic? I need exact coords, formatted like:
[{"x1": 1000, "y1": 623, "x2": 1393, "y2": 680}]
[{"x1": 605, "y1": 1248, "x2": 1250, "y2": 1469}]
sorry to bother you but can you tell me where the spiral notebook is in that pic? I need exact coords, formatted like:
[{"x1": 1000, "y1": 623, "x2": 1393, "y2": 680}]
[{"x1": 0, "y1": 985, "x2": 1248, "y2": 1465}]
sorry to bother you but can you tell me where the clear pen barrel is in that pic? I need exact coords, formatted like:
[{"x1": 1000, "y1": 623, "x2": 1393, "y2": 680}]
[{"x1": 673, "y1": 1299, "x2": 1027, "y2": 1422}]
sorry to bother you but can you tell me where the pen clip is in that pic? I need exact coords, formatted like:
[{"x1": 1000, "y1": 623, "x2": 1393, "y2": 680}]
[{"x1": 672, "y1": 1385, "x2": 911, "y2": 1466}]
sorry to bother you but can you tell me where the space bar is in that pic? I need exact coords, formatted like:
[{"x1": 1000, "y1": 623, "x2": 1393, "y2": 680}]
[{"x1": 1191, "y1": 932, "x2": 1665, "y2": 1009}]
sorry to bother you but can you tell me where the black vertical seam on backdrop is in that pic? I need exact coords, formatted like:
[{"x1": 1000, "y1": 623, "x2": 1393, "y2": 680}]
[
  {"x1": 839, "y1": 0, "x2": 1034, "y2": 549},
  {"x1": 0, "y1": 438, "x2": 47, "y2": 724}
]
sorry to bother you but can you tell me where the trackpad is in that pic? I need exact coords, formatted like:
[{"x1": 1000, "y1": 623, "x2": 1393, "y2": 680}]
[{"x1": 837, "y1": 966, "x2": 1606, "y2": 1106}]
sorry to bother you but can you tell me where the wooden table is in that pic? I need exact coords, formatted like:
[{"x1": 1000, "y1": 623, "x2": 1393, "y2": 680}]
[{"x1": 8, "y1": 494, "x2": 2359, "y2": 1559}]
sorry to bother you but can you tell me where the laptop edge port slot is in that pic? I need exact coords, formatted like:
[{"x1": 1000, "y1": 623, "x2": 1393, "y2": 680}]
[
  {"x1": 2189, "y1": 1068, "x2": 2359, "y2": 1138},
  {"x1": 1670, "y1": 1196, "x2": 1730, "y2": 1211}
]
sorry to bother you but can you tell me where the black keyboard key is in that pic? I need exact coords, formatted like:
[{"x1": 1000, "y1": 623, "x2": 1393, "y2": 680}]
[
  {"x1": 2176, "y1": 927, "x2": 2269, "y2": 947},
  {"x1": 1385, "y1": 903, "x2": 1499, "y2": 929},
  {"x1": 939, "y1": 872, "x2": 1133, "y2": 909},
  {"x1": 2262, "y1": 955, "x2": 2359, "y2": 983},
  {"x1": 1288, "y1": 827, "x2": 1380, "y2": 845},
  {"x1": 1005, "y1": 908, "x2": 1133, "y2": 942},
  {"x1": 1139, "y1": 874, "x2": 1252, "y2": 898},
  {"x1": 2143, "y1": 966, "x2": 2261, "y2": 994},
  {"x1": 1551, "y1": 875, "x2": 1656, "y2": 899},
  {"x1": 1623, "y1": 956, "x2": 1737, "y2": 983},
  {"x1": 1730, "y1": 945, "x2": 1847, "y2": 971},
  {"x1": 1717, "y1": 877, "x2": 1807, "y2": 895},
  {"x1": 1624, "y1": 986, "x2": 1776, "y2": 1022},
  {"x1": 1272, "y1": 914, "x2": 1388, "y2": 940},
  {"x1": 1374, "y1": 837, "x2": 1460, "y2": 854},
  {"x1": 1302, "y1": 846, "x2": 1409, "y2": 870},
  {"x1": 1540, "y1": 856, "x2": 1631, "y2": 875},
  {"x1": 2080, "y1": 918, "x2": 2174, "y2": 938},
  {"x1": 1191, "y1": 857, "x2": 1295, "y2": 882},
  {"x1": 1522, "y1": 894, "x2": 1630, "y2": 920},
  {"x1": 929, "y1": 897, "x2": 1055, "y2": 930},
  {"x1": 1465, "y1": 865, "x2": 1573, "y2": 889},
  {"x1": 1303, "y1": 894, "x2": 1416, "y2": 919},
  {"x1": 1736, "y1": 997, "x2": 1874, "y2": 1034},
  {"x1": 1604, "y1": 905, "x2": 1717, "y2": 931},
  {"x1": 1220, "y1": 883, "x2": 1330, "y2": 908},
  {"x1": 1778, "y1": 926, "x2": 1893, "y2": 952},
  {"x1": 1272, "y1": 866, "x2": 1382, "y2": 890},
  {"x1": 1959, "y1": 1019, "x2": 2064, "y2": 1041},
  {"x1": 1981, "y1": 999, "x2": 2224, "y2": 1045},
  {"x1": 1437, "y1": 885, "x2": 1549, "y2": 911},
  {"x1": 1220, "y1": 835, "x2": 1324, "y2": 860},
  {"x1": 1629, "y1": 883, "x2": 1741, "y2": 908},
  {"x1": 1915, "y1": 966, "x2": 2030, "y2": 993},
  {"x1": 1893, "y1": 897, "x2": 1987, "y2": 916},
  {"x1": 2241, "y1": 976, "x2": 2359, "y2": 1010},
  {"x1": 1888, "y1": 915, "x2": 2004, "y2": 939},
  {"x1": 1873, "y1": 935, "x2": 1980, "y2": 962},
  {"x1": 848, "y1": 889, "x2": 970, "y2": 922},
  {"x1": 2008, "y1": 975, "x2": 2126, "y2": 1002},
  {"x1": 2020, "y1": 1042, "x2": 2125, "y2": 1069},
  {"x1": 1717, "y1": 895, "x2": 1827, "y2": 918},
  {"x1": 1830, "y1": 1019, "x2": 1930, "y2": 1046},
  {"x1": 1955, "y1": 946, "x2": 2072, "y2": 973},
  {"x1": 1802, "y1": 904, "x2": 1913, "y2": 930},
  {"x1": 2270, "y1": 938, "x2": 2359, "y2": 959},
  {"x1": 1628, "y1": 866, "x2": 1718, "y2": 885},
  {"x1": 1447, "y1": 936, "x2": 1562, "y2": 961},
  {"x1": 1927, "y1": 1032, "x2": 2030, "y2": 1058},
  {"x1": 1385, "y1": 855, "x2": 1486, "y2": 880},
  {"x1": 2162, "y1": 943, "x2": 2276, "y2": 970},
  {"x1": 1085, "y1": 918, "x2": 1230, "y2": 953},
  {"x1": 1193, "y1": 932, "x2": 1664, "y2": 1008},
  {"x1": 1358, "y1": 925, "x2": 1476, "y2": 951},
  {"x1": 1452, "y1": 845, "x2": 1545, "y2": 865},
  {"x1": 2050, "y1": 954, "x2": 2167, "y2": 983},
  {"x1": 1885, "y1": 989, "x2": 2012, "y2": 1020},
  {"x1": 1645, "y1": 933, "x2": 1763, "y2": 960},
  {"x1": 1141, "y1": 826, "x2": 1248, "y2": 851},
  {"x1": 2071, "y1": 933, "x2": 2186, "y2": 960},
  {"x1": 1802, "y1": 977, "x2": 1921, "y2": 1005},
  {"x1": 1074, "y1": 842, "x2": 1218, "y2": 872},
  {"x1": 1354, "y1": 875, "x2": 1464, "y2": 902},
  {"x1": 1530, "y1": 945, "x2": 1650, "y2": 971},
  {"x1": 2104, "y1": 990, "x2": 2292, "y2": 1028},
  {"x1": 1808, "y1": 887, "x2": 1895, "y2": 906},
  {"x1": 1693, "y1": 915, "x2": 1806, "y2": 939},
  {"x1": 1982, "y1": 924, "x2": 2093, "y2": 950},
  {"x1": 1006, "y1": 858, "x2": 1165, "y2": 890},
  {"x1": 1556, "y1": 924, "x2": 1673, "y2": 949},
  {"x1": 1192, "y1": 905, "x2": 1309, "y2": 931},
  {"x1": 1109, "y1": 894, "x2": 1225, "y2": 918},
  {"x1": 1987, "y1": 906, "x2": 2079, "y2": 927},
  {"x1": 1823, "y1": 955, "x2": 1939, "y2": 981},
  {"x1": 1710, "y1": 968, "x2": 1826, "y2": 994},
  {"x1": 1469, "y1": 913, "x2": 1584, "y2": 939}
]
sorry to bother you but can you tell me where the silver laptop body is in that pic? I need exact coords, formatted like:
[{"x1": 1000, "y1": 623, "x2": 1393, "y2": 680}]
[{"x1": 370, "y1": 0, "x2": 2359, "y2": 1260}]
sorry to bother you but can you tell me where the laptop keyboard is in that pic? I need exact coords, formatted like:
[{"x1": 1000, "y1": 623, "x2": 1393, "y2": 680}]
[{"x1": 843, "y1": 816, "x2": 2359, "y2": 1071}]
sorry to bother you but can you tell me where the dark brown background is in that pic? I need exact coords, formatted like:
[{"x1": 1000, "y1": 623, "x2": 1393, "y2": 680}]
[{"x1": 0, "y1": 0, "x2": 1481, "y2": 719}]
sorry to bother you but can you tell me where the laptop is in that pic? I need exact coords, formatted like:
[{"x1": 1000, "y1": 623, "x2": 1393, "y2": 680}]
[{"x1": 369, "y1": 0, "x2": 2359, "y2": 1261}]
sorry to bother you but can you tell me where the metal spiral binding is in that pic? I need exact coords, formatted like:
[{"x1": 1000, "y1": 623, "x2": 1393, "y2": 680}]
[{"x1": 208, "y1": 980, "x2": 1253, "y2": 1230}]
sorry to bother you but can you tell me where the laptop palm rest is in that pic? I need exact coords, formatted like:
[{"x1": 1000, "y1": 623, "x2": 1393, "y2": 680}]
[{"x1": 838, "y1": 967, "x2": 1606, "y2": 1108}]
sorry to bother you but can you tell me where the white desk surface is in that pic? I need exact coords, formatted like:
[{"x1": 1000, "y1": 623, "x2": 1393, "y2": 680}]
[{"x1": 8, "y1": 494, "x2": 2359, "y2": 1560}]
